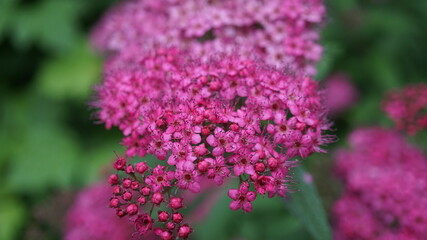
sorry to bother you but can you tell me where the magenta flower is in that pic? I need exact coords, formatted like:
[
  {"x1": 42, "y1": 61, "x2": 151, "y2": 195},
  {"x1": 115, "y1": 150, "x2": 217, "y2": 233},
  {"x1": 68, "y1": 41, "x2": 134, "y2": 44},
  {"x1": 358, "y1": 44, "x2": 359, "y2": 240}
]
[
  {"x1": 333, "y1": 127, "x2": 427, "y2": 239},
  {"x1": 206, "y1": 127, "x2": 238, "y2": 157},
  {"x1": 175, "y1": 169, "x2": 201, "y2": 193},
  {"x1": 94, "y1": 49, "x2": 331, "y2": 239},
  {"x1": 229, "y1": 148, "x2": 256, "y2": 176},
  {"x1": 204, "y1": 157, "x2": 230, "y2": 186},
  {"x1": 228, "y1": 182, "x2": 257, "y2": 213},
  {"x1": 145, "y1": 165, "x2": 174, "y2": 192},
  {"x1": 167, "y1": 142, "x2": 197, "y2": 171},
  {"x1": 92, "y1": 0, "x2": 325, "y2": 75},
  {"x1": 383, "y1": 83, "x2": 427, "y2": 135}
]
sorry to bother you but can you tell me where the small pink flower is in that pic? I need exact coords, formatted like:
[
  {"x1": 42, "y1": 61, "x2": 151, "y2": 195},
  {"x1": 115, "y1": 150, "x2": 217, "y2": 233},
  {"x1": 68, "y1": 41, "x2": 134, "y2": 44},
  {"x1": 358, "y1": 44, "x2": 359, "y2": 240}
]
[
  {"x1": 145, "y1": 165, "x2": 174, "y2": 192},
  {"x1": 205, "y1": 157, "x2": 230, "y2": 186},
  {"x1": 167, "y1": 142, "x2": 197, "y2": 170},
  {"x1": 228, "y1": 182, "x2": 257, "y2": 213},
  {"x1": 206, "y1": 127, "x2": 238, "y2": 156},
  {"x1": 229, "y1": 148, "x2": 256, "y2": 176},
  {"x1": 175, "y1": 169, "x2": 201, "y2": 193}
]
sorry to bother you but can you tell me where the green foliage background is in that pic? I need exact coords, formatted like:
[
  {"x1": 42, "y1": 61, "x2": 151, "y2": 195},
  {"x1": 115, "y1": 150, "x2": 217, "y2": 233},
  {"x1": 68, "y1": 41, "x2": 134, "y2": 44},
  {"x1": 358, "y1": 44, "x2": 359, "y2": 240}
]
[{"x1": 0, "y1": 0, "x2": 426, "y2": 239}]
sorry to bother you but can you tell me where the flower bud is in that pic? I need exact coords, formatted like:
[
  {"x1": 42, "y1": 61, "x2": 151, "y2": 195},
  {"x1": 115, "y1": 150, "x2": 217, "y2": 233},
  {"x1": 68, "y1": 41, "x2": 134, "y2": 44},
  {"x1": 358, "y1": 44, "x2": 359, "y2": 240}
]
[
  {"x1": 109, "y1": 198, "x2": 120, "y2": 208},
  {"x1": 267, "y1": 157, "x2": 278, "y2": 170},
  {"x1": 135, "y1": 162, "x2": 149, "y2": 174},
  {"x1": 151, "y1": 192, "x2": 163, "y2": 205},
  {"x1": 116, "y1": 209, "x2": 126, "y2": 217},
  {"x1": 201, "y1": 126, "x2": 210, "y2": 136},
  {"x1": 108, "y1": 174, "x2": 119, "y2": 185},
  {"x1": 255, "y1": 162, "x2": 266, "y2": 173},
  {"x1": 169, "y1": 197, "x2": 183, "y2": 210},
  {"x1": 141, "y1": 186, "x2": 151, "y2": 196},
  {"x1": 230, "y1": 123, "x2": 239, "y2": 131},
  {"x1": 178, "y1": 224, "x2": 192, "y2": 238},
  {"x1": 122, "y1": 179, "x2": 132, "y2": 188},
  {"x1": 125, "y1": 165, "x2": 134, "y2": 174},
  {"x1": 131, "y1": 181, "x2": 139, "y2": 190},
  {"x1": 166, "y1": 222, "x2": 175, "y2": 230},
  {"x1": 122, "y1": 191, "x2": 132, "y2": 201},
  {"x1": 172, "y1": 212, "x2": 183, "y2": 223},
  {"x1": 113, "y1": 157, "x2": 126, "y2": 170},
  {"x1": 112, "y1": 185, "x2": 122, "y2": 195},
  {"x1": 137, "y1": 196, "x2": 146, "y2": 205},
  {"x1": 126, "y1": 203, "x2": 138, "y2": 215},
  {"x1": 158, "y1": 211, "x2": 169, "y2": 222}
]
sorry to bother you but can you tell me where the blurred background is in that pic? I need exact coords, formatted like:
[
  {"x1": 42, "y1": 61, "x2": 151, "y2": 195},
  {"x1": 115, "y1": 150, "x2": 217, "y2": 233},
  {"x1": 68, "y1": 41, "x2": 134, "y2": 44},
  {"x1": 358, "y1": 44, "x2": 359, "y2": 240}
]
[{"x1": 0, "y1": 0, "x2": 426, "y2": 239}]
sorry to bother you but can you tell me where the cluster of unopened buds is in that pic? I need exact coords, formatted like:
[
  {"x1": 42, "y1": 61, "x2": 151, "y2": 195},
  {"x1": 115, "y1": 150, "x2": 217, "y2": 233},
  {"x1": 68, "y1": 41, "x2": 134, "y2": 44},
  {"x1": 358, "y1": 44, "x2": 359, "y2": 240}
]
[{"x1": 95, "y1": 47, "x2": 332, "y2": 239}]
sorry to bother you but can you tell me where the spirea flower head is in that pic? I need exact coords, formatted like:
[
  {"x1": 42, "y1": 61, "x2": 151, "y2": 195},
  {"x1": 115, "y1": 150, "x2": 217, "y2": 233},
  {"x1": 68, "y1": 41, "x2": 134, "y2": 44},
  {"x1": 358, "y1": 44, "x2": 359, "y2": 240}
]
[
  {"x1": 94, "y1": 48, "x2": 332, "y2": 239},
  {"x1": 91, "y1": 0, "x2": 325, "y2": 75},
  {"x1": 65, "y1": 183, "x2": 134, "y2": 240},
  {"x1": 333, "y1": 127, "x2": 427, "y2": 240},
  {"x1": 382, "y1": 83, "x2": 427, "y2": 135}
]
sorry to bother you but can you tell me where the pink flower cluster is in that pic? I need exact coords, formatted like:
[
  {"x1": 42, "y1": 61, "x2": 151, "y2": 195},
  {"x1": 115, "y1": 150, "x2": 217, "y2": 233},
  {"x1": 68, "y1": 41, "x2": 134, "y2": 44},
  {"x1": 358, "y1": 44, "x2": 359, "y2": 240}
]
[
  {"x1": 65, "y1": 183, "x2": 134, "y2": 240},
  {"x1": 94, "y1": 48, "x2": 332, "y2": 239},
  {"x1": 91, "y1": 0, "x2": 325, "y2": 75},
  {"x1": 333, "y1": 127, "x2": 427, "y2": 240},
  {"x1": 382, "y1": 83, "x2": 427, "y2": 135}
]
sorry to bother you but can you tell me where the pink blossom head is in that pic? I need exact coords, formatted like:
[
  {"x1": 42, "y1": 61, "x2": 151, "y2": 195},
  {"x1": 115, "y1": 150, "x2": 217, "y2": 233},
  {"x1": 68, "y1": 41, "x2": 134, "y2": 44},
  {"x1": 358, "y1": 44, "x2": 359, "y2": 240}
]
[
  {"x1": 95, "y1": 49, "x2": 332, "y2": 239},
  {"x1": 335, "y1": 127, "x2": 427, "y2": 178},
  {"x1": 65, "y1": 183, "x2": 133, "y2": 240},
  {"x1": 323, "y1": 73, "x2": 357, "y2": 116},
  {"x1": 91, "y1": 0, "x2": 326, "y2": 75},
  {"x1": 382, "y1": 83, "x2": 427, "y2": 135},
  {"x1": 333, "y1": 127, "x2": 427, "y2": 239}
]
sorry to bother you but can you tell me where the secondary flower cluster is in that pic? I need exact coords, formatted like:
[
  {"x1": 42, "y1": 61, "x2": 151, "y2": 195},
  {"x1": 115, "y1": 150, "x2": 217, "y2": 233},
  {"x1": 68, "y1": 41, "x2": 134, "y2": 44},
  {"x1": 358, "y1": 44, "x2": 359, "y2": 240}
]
[
  {"x1": 65, "y1": 184, "x2": 134, "y2": 240},
  {"x1": 94, "y1": 48, "x2": 331, "y2": 239},
  {"x1": 382, "y1": 83, "x2": 427, "y2": 135},
  {"x1": 91, "y1": 0, "x2": 325, "y2": 75},
  {"x1": 333, "y1": 127, "x2": 427, "y2": 240}
]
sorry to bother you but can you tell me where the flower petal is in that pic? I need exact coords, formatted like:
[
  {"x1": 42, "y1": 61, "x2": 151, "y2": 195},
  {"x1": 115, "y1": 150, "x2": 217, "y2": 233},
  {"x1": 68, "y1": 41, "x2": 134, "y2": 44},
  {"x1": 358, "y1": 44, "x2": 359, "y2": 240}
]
[{"x1": 206, "y1": 135, "x2": 218, "y2": 147}]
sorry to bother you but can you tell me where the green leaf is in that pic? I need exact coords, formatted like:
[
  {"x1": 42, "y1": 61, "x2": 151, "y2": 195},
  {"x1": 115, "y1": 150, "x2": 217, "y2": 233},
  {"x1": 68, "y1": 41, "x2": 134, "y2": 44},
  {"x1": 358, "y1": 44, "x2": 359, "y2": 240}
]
[
  {"x1": 0, "y1": 196, "x2": 26, "y2": 240},
  {"x1": 285, "y1": 167, "x2": 332, "y2": 240},
  {"x1": 11, "y1": 0, "x2": 82, "y2": 52},
  {"x1": 3, "y1": 95, "x2": 79, "y2": 193},
  {"x1": 7, "y1": 124, "x2": 79, "y2": 193},
  {"x1": 0, "y1": 0, "x2": 17, "y2": 39},
  {"x1": 36, "y1": 40, "x2": 102, "y2": 100}
]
